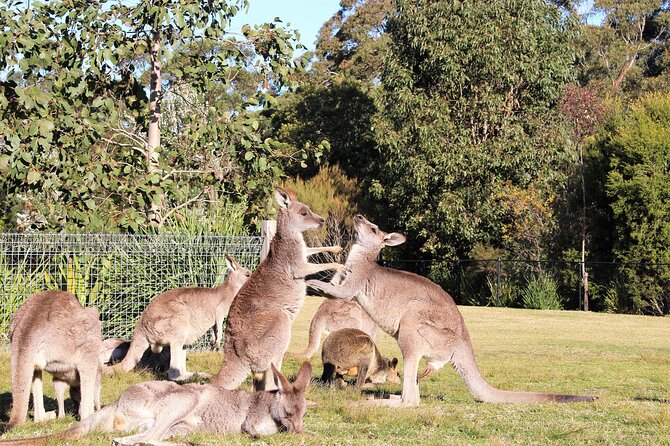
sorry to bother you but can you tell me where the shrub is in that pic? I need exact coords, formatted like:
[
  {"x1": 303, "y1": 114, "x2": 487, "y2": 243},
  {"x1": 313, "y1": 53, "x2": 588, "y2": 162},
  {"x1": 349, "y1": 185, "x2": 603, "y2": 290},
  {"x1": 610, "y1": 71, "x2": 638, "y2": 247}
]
[{"x1": 521, "y1": 274, "x2": 563, "y2": 310}]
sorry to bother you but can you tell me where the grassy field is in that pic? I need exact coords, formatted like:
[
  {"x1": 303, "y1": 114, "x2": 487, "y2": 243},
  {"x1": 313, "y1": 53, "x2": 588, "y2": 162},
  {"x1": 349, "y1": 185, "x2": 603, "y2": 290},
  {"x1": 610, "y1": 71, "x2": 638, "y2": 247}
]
[{"x1": 1, "y1": 298, "x2": 669, "y2": 445}]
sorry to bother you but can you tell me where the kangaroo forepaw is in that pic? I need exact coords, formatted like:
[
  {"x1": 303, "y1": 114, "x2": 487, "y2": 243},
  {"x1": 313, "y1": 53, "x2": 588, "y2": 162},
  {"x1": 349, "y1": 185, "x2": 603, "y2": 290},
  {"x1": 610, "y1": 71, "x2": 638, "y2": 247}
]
[{"x1": 335, "y1": 264, "x2": 350, "y2": 274}]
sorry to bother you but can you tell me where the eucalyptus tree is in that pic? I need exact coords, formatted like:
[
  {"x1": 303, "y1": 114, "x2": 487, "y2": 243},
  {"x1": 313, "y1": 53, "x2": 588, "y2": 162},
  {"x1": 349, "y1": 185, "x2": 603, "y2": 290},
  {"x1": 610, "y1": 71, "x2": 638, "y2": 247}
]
[
  {"x1": 589, "y1": 0, "x2": 669, "y2": 92},
  {"x1": 0, "y1": 0, "x2": 311, "y2": 232},
  {"x1": 372, "y1": 0, "x2": 578, "y2": 260}
]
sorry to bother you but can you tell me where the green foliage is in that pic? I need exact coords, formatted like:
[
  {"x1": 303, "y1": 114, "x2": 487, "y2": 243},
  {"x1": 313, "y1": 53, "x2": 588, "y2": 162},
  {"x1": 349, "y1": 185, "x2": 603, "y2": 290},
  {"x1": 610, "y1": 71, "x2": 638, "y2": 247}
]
[
  {"x1": 148, "y1": 201, "x2": 248, "y2": 237},
  {"x1": 371, "y1": 0, "x2": 578, "y2": 260},
  {"x1": 603, "y1": 92, "x2": 670, "y2": 314},
  {"x1": 0, "y1": 256, "x2": 42, "y2": 341},
  {"x1": 269, "y1": 79, "x2": 378, "y2": 180},
  {"x1": 269, "y1": 0, "x2": 391, "y2": 182},
  {"x1": 485, "y1": 275, "x2": 519, "y2": 308},
  {"x1": 0, "y1": 0, "x2": 313, "y2": 233},
  {"x1": 521, "y1": 274, "x2": 564, "y2": 310}
]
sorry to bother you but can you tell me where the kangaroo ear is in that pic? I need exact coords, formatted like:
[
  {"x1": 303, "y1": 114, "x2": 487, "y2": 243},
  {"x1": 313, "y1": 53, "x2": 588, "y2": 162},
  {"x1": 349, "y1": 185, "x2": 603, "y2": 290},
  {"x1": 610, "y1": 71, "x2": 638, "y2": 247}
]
[
  {"x1": 390, "y1": 358, "x2": 399, "y2": 369},
  {"x1": 383, "y1": 233, "x2": 406, "y2": 247},
  {"x1": 224, "y1": 254, "x2": 238, "y2": 271},
  {"x1": 274, "y1": 188, "x2": 292, "y2": 209},
  {"x1": 292, "y1": 361, "x2": 312, "y2": 392},
  {"x1": 271, "y1": 363, "x2": 292, "y2": 392}
]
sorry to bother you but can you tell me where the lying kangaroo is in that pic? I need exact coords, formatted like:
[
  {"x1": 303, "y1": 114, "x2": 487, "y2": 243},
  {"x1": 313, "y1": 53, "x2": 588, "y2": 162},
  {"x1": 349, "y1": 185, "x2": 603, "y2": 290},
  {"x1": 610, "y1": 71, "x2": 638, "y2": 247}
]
[
  {"x1": 297, "y1": 296, "x2": 378, "y2": 359},
  {"x1": 321, "y1": 328, "x2": 399, "y2": 388},
  {"x1": 0, "y1": 362, "x2": 313, "y2": 446},
  {"x1": 108, "y1": 254, "x2": 250, "y2": 381},
  {"x1": 306, "y1": 215, "x2": 596, "y2": 407},
  {"x1": 213, "y1": 187, "x2": 347, "y2": 391},
  {"x1": 7, "y1": 291, "x2": 102, "y2": 427}
]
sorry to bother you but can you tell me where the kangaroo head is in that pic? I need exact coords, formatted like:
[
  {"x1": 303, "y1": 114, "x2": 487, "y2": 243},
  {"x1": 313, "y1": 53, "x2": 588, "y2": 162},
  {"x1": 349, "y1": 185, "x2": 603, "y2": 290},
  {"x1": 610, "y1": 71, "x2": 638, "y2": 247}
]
[
  {"x1": 353, "y1": 215, "x2": 406, "y2": 253},
  {"x1": 369, "y1": 357, "x2": 401, "y2": 384},
  {"x1": 270, "y1": 361, "x2": 312, "y2": 434},
  {"x1": 386, "y1": 357, "x2": 401, "y2": 384},
  {"x1": 275, "y1": 187, "x2": 325, "y2": 235},
  {"x1": 224, "y1": 254, "x2": 252, "y2": 291}
]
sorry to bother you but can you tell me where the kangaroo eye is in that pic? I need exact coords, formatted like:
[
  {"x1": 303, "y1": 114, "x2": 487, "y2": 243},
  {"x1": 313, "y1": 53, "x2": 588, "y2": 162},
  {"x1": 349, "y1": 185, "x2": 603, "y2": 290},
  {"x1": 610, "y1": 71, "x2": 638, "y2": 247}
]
[
  {"x1": 372, "y1": 227, "x2": 378, "y2": 234},
  {"x1": 300, "y1": 210, "x2": 308, "y2": 216}
]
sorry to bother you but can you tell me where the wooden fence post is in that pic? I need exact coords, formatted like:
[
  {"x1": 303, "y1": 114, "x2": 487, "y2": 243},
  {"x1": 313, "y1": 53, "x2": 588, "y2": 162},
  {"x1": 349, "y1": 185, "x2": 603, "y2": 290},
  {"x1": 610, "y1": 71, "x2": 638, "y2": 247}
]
[{"x1": 260, "y1": 220, "x2": 277, "y2": 262}]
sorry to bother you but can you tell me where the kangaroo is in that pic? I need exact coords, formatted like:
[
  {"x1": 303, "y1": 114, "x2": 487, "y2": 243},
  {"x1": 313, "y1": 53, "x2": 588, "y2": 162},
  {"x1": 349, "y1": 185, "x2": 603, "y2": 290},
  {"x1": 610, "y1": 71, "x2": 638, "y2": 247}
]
[
  {"x1": 0, "y1": 362, "x2": 313, "y2": 446},
  {"x1": 7, "y1": 291, "x2": 102, "y2": 427},
  {"x1": 213, "y1": 187, "x2": 347, "y2": 391},
  {"x1": 297, "y1": 296, "x2": 378, "y2": 359},
  {"x1": 306, "y1": 215, "x2": 597, "y2": 407},
  {"x1": 108, "y1": 254, "x2": 251, "y2": 381},
  {"x1": 321, "y1": 328, "x2": 399, "y2": 388}
]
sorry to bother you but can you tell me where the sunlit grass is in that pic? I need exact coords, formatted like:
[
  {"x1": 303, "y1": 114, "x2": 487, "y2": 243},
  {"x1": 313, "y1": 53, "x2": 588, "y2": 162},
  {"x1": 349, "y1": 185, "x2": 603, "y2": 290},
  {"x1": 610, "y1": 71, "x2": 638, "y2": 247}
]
[{"x1": 1, "y1": 299, "x2": 669, "y2": 445}]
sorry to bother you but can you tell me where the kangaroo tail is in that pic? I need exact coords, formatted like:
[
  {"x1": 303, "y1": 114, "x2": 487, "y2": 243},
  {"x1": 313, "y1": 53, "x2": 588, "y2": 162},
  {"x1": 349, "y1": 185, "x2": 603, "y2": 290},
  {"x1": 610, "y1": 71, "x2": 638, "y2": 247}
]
[
  {"x1": 297, "y1": 313, "x2": 326, "y2": 358},
  {"x1": 0, "y1": 405, "x2": 117, "y2": 445},
  {"x1": 450, "y1": 343, "x2": 596, "y2": 403},
  {"x1": 107, "y1": 330, "x2": 150, "y2": 375}
]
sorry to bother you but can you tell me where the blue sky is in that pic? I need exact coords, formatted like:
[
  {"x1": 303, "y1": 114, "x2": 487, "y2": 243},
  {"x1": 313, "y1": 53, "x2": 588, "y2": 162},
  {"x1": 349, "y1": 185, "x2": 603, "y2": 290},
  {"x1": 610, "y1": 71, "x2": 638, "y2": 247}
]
[{"x1": 228, "y1": 0, "x2": 342, "y2": 51}]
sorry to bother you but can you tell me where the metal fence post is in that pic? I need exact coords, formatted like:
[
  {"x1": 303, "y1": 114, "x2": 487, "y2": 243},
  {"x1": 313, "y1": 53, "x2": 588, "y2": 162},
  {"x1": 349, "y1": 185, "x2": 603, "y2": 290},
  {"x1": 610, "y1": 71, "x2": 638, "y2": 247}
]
[{"x1": 497, "y1": 257, "x2": 502, "y2": 307}]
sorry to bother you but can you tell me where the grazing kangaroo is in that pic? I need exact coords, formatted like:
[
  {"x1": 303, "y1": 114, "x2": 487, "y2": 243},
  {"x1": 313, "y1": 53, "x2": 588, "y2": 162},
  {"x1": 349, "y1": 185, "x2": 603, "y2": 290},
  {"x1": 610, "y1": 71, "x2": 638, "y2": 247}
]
[
  {"x1": 306, "y1": 215, "x2": 596, "y2": 407},
  {"x1": 100, "y1": 338, "x2": 171, "y2": 372},
  {"x1": 321, "y1": 328, "x2": 399, "y2": 388},
  {"x1": 7, "y1": 291, "x2": 102, "y2": 427},
  {"x1": 213, "y1": 187, "x2": 347, "y2": 391},
  {"x1": 297, "y1": 296, "x2": 378, "y2": 359},
  {"x1": 108, "y1": 254, "x2": 250, "y2": 381},
  {"x1": 0, "y1": 362, "x2": 313, "y2": 446}
]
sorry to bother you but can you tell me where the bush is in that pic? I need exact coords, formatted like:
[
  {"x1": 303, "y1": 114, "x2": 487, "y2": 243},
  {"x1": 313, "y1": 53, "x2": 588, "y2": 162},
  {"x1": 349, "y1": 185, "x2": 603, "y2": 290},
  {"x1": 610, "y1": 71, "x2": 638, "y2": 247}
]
[{"x1": 521, "y1": 274, "x2": 563, "y2": 310}]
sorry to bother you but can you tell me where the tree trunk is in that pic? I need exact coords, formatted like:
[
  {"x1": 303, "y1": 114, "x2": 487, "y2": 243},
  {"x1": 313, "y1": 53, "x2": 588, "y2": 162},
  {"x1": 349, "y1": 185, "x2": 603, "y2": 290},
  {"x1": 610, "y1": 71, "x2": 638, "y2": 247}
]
[
  {"x1": 579, "y1": 141, "x2": 589, "y2": 311},
  {"x1": 147, "y1": 32, "x2": 162, "y2": 226},
  {"x1": 612, "y1": 55, "x2": 636, "y2": 93}
]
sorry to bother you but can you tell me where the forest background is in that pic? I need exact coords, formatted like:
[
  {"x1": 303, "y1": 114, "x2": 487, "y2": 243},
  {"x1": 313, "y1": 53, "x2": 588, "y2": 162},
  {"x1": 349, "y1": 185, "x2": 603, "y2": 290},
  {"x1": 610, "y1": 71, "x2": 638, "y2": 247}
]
[{"x1": 1, "y1": 0, "x2": 670, "y2": 315}]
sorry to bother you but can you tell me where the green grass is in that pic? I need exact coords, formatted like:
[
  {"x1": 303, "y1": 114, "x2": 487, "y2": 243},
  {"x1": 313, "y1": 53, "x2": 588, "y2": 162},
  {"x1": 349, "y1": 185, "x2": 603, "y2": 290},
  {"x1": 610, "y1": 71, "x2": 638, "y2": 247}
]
[{"x1": 1, "y1": 299, "x2": 670, "y2": 445}]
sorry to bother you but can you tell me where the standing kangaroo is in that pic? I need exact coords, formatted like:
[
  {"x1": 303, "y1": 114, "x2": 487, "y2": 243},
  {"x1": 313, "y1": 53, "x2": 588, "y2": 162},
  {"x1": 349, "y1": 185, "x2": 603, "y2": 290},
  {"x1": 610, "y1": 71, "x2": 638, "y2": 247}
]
[
  {"x1": 321, "y1": 328, "x2": 399, "y2": 388},
  {"x1": 0, "y1": 362, "x2": 313, "y2": 446},
  {"x1": 306, "y1": 215, "x2": 596, "y2": 407},
  {"x1": 297, "y1": 296, "x2": 378, "y2": 359},
  {"x1": 7, "y1": 291, "x2": 102, "y2": 427},
  {"x1": 213, "y1": 187, "x2": 347, "y2": 391},
  {"x1": 108, "y1": 254, "x2": 250, "y2": 381}
]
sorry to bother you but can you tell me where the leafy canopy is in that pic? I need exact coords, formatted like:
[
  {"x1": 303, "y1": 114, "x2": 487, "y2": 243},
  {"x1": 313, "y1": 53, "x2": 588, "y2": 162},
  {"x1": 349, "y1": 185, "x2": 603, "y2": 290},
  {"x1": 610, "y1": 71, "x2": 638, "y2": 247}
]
[{"x1": 0, "y1": 0, "x2": 314, "y2": 232}]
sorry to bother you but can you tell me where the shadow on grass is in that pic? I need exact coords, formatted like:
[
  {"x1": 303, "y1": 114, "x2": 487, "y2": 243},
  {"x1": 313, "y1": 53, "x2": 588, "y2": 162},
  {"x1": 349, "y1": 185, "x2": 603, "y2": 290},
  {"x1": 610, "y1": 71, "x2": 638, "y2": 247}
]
[
  {"x1": 634, "y1": 396, "x2": 670, "y2": 404},
  {"x1": 0, "y1": 392, "x2": 10, "y2": 423}
]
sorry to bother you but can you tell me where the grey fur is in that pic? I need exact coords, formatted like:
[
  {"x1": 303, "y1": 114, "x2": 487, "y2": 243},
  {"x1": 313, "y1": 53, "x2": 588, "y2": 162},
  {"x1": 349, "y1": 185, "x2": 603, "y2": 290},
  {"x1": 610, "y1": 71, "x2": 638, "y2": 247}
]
[
  {"x1": 108, "y1": 255, "x2": 250, "y2": 381},
  {"x1": 307, "y1": 215, "x2": 596, "y2": 406},
  {"x1": 321, "y1": 328, "x2": 399, "y2": 387},
  {"x1": 8, "y1": 291, "x2": 102, "y2": 427},
  {"x1": 0, "y1": 362, "x2": 313, "y2": 446},
  {"x1": 213, "y1": 188, "x2": 347, "y2": 391},
  {"x1": 297, "y1": 296, "x2": 378, "y2": 359}
]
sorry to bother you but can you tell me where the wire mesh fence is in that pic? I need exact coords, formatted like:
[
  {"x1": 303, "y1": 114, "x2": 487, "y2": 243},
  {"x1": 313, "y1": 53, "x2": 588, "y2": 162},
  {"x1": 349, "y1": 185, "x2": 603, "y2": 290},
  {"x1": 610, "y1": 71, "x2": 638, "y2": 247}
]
[
  {"x1": 381, "y1": 258, "x2": 670, "y2": 315},
  {"x1": 0, "y1": 233, "x2": 263, "y2": 350}
]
